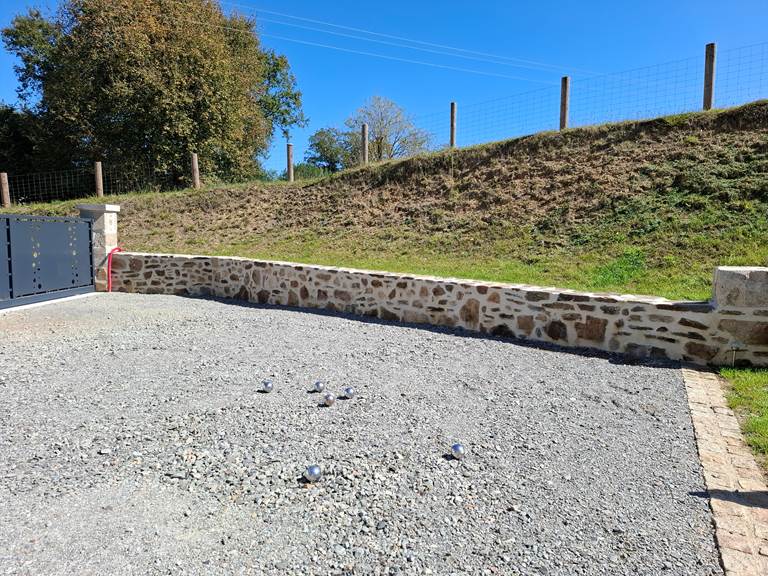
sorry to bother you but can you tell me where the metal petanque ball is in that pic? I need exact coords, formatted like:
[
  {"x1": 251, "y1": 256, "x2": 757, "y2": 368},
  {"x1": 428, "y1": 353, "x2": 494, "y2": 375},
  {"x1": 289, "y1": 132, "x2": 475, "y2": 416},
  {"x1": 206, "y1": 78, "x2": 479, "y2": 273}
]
[
  {"x1": 322, "y1": 392, "x2": 336, "y2": 407},
  {"x1": 343, "y1": 386, "x2": 356, "y2": 399},
  {"x1": 313, "y1": 380, "x2": 325, "y2": 393},
  {"x1": 451, "y1": 443, "x2": 466, "y2": 460},
  {"x1": 304, "y1": 464, "x2": 322, "y2": 483},
  {"x1": 261, "y1": 379, "x2": 274, "y2": 393}
]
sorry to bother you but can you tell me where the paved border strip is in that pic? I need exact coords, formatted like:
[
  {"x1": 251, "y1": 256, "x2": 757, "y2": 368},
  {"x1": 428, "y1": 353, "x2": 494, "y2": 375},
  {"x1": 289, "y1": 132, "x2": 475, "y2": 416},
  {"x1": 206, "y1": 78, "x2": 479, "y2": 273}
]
[{"x1": 682, "y1": 367, "x2": 768, "y2": 575}]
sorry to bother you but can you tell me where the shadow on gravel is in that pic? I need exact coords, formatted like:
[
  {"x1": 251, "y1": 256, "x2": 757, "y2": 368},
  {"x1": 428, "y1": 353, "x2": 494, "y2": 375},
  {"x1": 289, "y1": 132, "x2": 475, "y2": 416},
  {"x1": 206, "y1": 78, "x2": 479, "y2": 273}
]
[
  {"x1": 690, "y1": 489, "x2": 768, "y2": 509},
  {"x1": 173, "y1": 294, "x2": 681, "y2": 370}
]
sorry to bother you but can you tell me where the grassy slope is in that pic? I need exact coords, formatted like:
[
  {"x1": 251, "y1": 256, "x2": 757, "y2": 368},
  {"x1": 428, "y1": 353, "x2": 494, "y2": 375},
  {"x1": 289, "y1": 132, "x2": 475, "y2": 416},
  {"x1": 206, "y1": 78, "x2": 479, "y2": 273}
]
[
  {"x1": 721, "y1": 368, "x2": 768, "y2": 472},
  {"x1": 9, "y1": 101, "x2": 768, "y2": 300}
]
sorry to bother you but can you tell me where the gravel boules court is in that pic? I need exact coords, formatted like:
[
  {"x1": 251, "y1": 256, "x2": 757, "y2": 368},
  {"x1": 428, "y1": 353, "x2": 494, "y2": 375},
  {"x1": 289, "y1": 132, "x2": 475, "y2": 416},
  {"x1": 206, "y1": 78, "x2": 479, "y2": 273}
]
[{"x1": 0, "y1": 293, "x2": 722, "y2": 575}]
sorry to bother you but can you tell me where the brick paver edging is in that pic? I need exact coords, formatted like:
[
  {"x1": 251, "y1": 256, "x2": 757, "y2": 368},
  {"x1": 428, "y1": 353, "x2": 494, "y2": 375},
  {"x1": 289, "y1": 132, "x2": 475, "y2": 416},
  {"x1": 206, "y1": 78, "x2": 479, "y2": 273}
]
[{"x1": 682, "y1": 367, "x2": 768, "y2": 575}]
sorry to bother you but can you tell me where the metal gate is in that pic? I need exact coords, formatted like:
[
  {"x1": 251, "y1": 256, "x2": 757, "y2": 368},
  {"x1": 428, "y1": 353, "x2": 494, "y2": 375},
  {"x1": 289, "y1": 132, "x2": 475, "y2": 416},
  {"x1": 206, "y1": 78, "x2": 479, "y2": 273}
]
[{"x1": 1, "y1": 214, "x2": 94, "y2": 309}]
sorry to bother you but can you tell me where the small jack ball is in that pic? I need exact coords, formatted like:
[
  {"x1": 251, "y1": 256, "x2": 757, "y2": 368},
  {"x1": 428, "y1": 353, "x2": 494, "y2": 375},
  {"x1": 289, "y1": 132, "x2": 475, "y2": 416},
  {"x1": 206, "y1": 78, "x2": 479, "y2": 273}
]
[
  {"x1": 343, "y1": 386, "x2": 356, "y2": 399},
  {"x1": 322, "y1": 392, "x2": 336, "y2": 407},
  {"x1": 451, "y1": 443, "x2": 466, "y2": 460},
  {"x1": 313, "y1": 381, "x2": 325, "y2": 393},
  {"x1": 261, "y1": 380, "x2": 274, "y2": 393},
  {"x1": 304, "y1": 464, "x2": 321, "y2": 482}
]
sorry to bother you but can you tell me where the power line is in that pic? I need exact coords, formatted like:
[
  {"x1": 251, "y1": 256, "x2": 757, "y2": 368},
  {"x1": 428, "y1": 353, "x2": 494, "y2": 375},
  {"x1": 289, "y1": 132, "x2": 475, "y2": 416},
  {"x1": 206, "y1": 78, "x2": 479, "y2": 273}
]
[
  {"x1": 259, "y1": 33, "x2": 558, "y2": 83},
  {"x1": 170, "y1": 12, "x2": 557, "y2": 83},
  {"x1": 248, "y1": 15, "x2": 571, "y2": 76},
  {"x1": 216, "y1": 0, "x2": 594, "y2": 75}
]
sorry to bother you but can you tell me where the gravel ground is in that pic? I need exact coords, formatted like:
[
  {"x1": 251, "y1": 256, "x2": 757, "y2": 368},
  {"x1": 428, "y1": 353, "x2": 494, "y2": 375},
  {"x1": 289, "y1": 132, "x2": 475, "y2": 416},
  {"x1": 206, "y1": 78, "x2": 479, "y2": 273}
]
[{"x1": 0, "y1": 293, "x2": 722, "y2": 576}]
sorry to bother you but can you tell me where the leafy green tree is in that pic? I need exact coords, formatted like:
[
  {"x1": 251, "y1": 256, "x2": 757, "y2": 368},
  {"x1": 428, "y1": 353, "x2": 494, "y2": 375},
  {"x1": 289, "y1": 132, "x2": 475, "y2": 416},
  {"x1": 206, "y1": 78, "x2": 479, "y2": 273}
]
[
  {"x1": 305, "y1": 97, "x2": 429, "y2": 173},
  {"x1": 289, "y1": 162, "x2": 331, "y2": 181},
  {"x1": 0, "y1": 104, "x2": 46, "y2": 173},
  {"x1": 1, "y1": 0, "x2": 306, "y2": 181},
  {"x1": 304, "y1": 127, "x2": 351, "y2": 172}
]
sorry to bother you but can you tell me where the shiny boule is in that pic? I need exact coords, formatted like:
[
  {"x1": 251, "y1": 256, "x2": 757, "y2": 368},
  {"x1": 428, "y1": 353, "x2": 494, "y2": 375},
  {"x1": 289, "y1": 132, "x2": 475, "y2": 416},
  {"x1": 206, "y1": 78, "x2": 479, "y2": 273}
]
[
  {"x1": 304, "y1": 464, "x2": 321, "y2": 482},
  {"x1": 451, "y1": 443, "x2": 466, "y2": 460},
  {"x1": 261, "y1": 379, "x2": 274, "y2": 393},
  {"x1": 322, "y1": 392, "x2": 336, "y2": 407},
  {"x1": 343, "y1": 386, "x2": 356, "y2": 399},
  {"x1": 313, "y1": 380, "x2": 325, "y2": 393}
]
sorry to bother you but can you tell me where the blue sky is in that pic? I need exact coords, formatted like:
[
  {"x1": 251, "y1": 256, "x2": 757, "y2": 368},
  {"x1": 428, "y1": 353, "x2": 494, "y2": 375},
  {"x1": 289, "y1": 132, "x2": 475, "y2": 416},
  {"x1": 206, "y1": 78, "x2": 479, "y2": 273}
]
[{"x1": 1, "y1": 1, "x2": 766, "y2": 172}]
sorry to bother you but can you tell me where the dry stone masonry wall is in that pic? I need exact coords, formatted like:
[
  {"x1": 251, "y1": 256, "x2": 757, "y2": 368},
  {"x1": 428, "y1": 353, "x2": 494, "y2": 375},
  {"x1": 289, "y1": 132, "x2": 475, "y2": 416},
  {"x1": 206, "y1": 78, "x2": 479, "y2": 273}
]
[{"x1": 110, "y1": 253, "x2": 768, "y2": 367}]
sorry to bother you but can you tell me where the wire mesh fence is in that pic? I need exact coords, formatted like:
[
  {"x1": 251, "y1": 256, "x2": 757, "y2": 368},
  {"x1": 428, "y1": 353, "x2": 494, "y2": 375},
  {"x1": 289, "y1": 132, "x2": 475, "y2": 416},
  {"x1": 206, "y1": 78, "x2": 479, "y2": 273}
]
[
  {"x1": 101, "y1": 163, "x2": 183, "y2": 197},
  {"x1": 6, "y1": 168, "x2": 97, "y2": 205},
  {"x1": 717, "y1": 41, "x2": 768, "y2": 108},
  {"x1": 406, "y1": 40, "x2": 768, "y2": 160},
  {"x1": 569, "y1": 54, "x2": 703, "y2": 127},
  {"x1": 4, "y1": 162, "x2": 186, "y2": 205}
]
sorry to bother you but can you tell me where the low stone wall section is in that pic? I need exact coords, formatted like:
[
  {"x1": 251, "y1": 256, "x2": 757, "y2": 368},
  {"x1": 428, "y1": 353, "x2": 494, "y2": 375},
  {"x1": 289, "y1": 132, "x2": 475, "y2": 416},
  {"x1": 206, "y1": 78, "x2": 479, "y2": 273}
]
[{"x1": 111, "y1": 253, "x2": 768, "y2": 367}]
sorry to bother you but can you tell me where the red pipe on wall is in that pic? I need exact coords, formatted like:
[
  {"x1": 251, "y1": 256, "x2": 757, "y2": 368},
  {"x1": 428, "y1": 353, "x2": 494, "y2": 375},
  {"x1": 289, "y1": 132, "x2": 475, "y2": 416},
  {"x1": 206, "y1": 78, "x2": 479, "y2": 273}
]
[{"x1": 106, "y1": 246, "x2": 124, "y2": 292}]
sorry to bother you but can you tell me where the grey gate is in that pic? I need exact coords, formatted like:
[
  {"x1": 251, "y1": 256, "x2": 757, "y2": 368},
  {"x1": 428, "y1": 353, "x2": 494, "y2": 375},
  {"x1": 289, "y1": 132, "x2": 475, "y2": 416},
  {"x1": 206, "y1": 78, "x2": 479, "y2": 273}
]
[{"x1": 0, "y1": 214, "x2": 94, "y2": 309}]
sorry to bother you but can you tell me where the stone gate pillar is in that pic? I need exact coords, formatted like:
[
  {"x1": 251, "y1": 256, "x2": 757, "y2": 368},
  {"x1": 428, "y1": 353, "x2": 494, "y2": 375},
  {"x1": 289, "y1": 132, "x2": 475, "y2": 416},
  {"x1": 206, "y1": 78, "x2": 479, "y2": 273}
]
[{"x1": 76, "y1": 204, "x2": 120, "y2": 292}]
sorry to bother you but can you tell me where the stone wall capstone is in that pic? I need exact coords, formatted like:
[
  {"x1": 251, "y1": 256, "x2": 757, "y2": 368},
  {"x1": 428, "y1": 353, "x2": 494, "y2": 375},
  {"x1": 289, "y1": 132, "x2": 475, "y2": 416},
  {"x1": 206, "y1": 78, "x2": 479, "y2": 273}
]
[{"x1": 110, "y1": 252, "x2": 768, "y2": 367}]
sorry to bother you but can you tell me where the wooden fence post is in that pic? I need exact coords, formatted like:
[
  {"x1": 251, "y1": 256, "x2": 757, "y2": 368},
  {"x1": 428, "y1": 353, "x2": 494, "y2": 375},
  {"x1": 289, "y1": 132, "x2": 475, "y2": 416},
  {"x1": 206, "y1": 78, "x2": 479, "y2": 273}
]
[
  {"x1": 449, "y1": 101, "x2": 457, "y2": 148},
  {"x1": 560, "y1": 76, "x2": 570, "y2": 130},
  {"x1": 191, "y1": 153, "x2": 201, "y2": 189},
  {"x1": 286, "y1": 143, "x2": 294, "y2": 182},
  {"x1": 361, "y1": 123, "x2": 369, "y2": 165},
  {"x1": 703, "y1": 42, "x2": 717, "y2": 111},
  {"x1": 0, "y1": 173, "x2": 9, "y2": 208},
  {"x1": 94, "y1": 161, "x2": 104, "y2": 198}
]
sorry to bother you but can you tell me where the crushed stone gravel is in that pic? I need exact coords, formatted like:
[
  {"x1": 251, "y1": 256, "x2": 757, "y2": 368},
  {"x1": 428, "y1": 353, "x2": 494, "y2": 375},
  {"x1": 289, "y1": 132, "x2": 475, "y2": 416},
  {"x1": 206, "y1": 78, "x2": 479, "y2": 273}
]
[{"x1": 0, "y1": 293, "x2": 722, "y2": 575}]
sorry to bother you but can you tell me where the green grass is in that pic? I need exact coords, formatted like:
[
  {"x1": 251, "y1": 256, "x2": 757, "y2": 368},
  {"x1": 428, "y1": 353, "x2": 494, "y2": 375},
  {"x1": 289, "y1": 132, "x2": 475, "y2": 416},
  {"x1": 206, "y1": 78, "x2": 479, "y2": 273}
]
[
  {"x1": 197, "y1": 234, "x2": 722, "y2": 300},
  {"x1": 721, "y1": 368, "x2": 768, "y2": 468}
]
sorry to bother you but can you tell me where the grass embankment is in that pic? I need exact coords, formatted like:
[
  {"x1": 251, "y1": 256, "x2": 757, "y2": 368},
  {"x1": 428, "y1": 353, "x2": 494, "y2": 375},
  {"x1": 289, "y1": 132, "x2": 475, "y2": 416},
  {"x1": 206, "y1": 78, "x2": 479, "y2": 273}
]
[
  {"x1": 721, "y1": 369, "x2": 768, "y2": 473},
  {"x1": 7, "y1": 101, "x2": 768, "y2": 300}
]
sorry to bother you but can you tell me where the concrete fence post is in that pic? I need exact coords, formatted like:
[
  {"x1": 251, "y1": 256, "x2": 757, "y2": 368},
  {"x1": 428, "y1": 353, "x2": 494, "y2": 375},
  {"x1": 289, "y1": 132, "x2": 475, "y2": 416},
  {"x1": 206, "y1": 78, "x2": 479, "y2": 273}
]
[
  {"x1": 94, "y1": 161, "x2": 104, "y2": 198},
  {"x1": 449, "y1": 102, "x2": 457, "y2": 148},
  {"x1": 76, "y1": 203, "x2": 120, "y2": 292},
  {"x1": 703, "y1": 42, "x2": 717, "y2": 111},
  {"x1": 560, "y1": 76, "x2": 570, "y2": 130},
  {"x1": 287, "y1": 143, "x2": 294, "y2": 182},
  {"x1": 191, "y1": 153, "x2": 201, "y2": 190},
  {"x1": 0, "y1": 173, "x2": 9, "y2": 208},
  {"x1": 361, "y1": 123, "x2": 369, "y2": 165}
]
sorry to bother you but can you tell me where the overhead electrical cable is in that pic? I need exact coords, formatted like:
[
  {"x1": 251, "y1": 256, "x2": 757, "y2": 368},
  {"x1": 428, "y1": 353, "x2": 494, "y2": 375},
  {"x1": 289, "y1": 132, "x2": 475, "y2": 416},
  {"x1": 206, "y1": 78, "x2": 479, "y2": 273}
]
[
  {"x1": 215, "y1": 0, "x2": 594, "y2": 74},
  {"x1": 251, "y1": 16, "x2": 577, "y2": 75},
  {"x1": 258, "y1": 33, "x2": 558, "y2": 83},
  {"x1": 171, "y1": 13, "x2": 558, "y2": 83}
]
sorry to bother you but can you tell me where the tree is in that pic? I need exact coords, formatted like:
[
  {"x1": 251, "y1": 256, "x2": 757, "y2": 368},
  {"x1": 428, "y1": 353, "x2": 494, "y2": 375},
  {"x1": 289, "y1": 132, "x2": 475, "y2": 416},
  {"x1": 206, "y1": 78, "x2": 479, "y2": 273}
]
[
  {"x1": 280, "y1": 162, "x2": 330, "y2": 181},
  {"x1": 0, "y1": 104, "x2": 46, "y2": 173},
  {"x1": 304, "y1": 127, "x2": 351, "y2": 172},
  {"x1": 1, "y1": 0, "x2": 306, "y2": 181},
  {"x1": 305, "y1": 97, "x2": 430, "y2": 173},
  {"x1": 344, "y1": 96, "x2": 429, "y2": 162}
]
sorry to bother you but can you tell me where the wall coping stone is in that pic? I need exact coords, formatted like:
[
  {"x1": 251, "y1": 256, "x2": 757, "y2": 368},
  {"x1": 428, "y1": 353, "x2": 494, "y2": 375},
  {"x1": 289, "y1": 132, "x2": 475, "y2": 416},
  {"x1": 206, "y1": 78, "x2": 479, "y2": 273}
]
[
  {"x1": 75, "y1": 203, "x2": 121, "y2": 214},
  {"x1": 714, "y1": 266, "x2": 768, "y2": 308}
]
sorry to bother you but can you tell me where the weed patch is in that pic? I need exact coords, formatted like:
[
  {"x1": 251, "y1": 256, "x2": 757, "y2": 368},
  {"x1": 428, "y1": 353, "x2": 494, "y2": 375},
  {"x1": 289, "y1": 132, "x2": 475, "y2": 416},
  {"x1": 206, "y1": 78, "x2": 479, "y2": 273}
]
[{"x1": 721, "y1": 368, "x2": 768, "y2": 470}]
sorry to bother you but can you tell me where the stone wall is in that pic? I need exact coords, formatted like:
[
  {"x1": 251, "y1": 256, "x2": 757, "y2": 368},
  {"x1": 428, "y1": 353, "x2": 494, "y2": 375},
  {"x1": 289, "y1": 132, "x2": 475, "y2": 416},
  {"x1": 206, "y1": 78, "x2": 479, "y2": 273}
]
[{"x1": 110, "y1": 253, "x2": 768, "y2": 367}]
